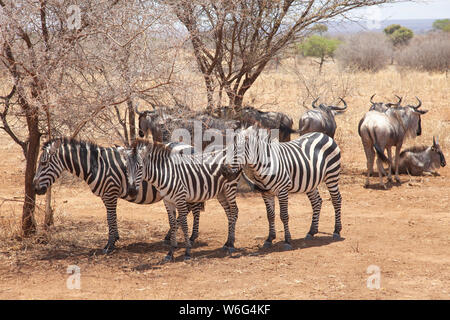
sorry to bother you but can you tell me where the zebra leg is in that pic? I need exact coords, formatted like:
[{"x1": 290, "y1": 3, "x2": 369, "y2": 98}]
[
  {"x1": 102, "y1": 197, "x2": 119, "y2": 254},
  {"x1": 305, "y1": 188, "x2": 322, "y2": 240},
  {"x1": 190, "y1": 206, "x2": 200, "y2": 244},
  {"x1": 262, "y1": 193, "x2": 276, "y2": 248},
  {"x1": 163, "y1": 201, "x2": 178, "y2": 263},
  {"x1": 217, "y1": 191, "x2": 238, "y2": 254},
  {"x1": 175, "y1": 202, "x2": 192, "y2": 261},
  {"x1": 326, "y1": 179, "x2": 343, "y2": 240},
  {"x1": 278, "y1": 190, "x2": 293, "y2": 250}
]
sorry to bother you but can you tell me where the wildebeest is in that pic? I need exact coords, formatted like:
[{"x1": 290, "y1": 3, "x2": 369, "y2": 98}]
[
  {"x1": 398, "y1": 136, "x2": 446, "y2": 175},
  {"x1": 135, "y1": 103, "x2": 240, "y2": 150},
  {"x1": 358, "y1": 97, "x2": 428, "y2": 188},
  {"x1": 369, "y1": 94, "x2": 402, "y2": 112},
  {"x1": 239, "y1": 105, "x2": 295, "y2": 142},
  {"x1": 298, "y1": 97, "x2": 348, "y2": 138}
]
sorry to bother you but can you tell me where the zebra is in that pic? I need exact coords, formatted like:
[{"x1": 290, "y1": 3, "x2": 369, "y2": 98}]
[
  {"x1": 125, "y1": 138, "x2": 244, "y2": 262},
  {"x1": 231, "y1": 126, "x2": 342, "y2": 250},
  {"x1": 32, "y1": 137, "x2": 204, "y2": 253}
]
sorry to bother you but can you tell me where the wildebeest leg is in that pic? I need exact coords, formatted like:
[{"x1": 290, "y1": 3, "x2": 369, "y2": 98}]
[
  {"x1": 394, "y1": 144, "x2": 402, "y2": 183},
  {"x1": 278, "y1": 189, "x2": 292, "y2": 250},
  {"x1": 262, "y1": 193, "x2": 276, "y2": 248},
  {"x1": 305, "y1": 188, "x2": 322, "y2": 239},
  {"x1": 362, "y1": 141, "x2": 375, "y2": 187},
  {"x1": 102, "y1": 197, "x2": 120, "y2": 254},
  {"x1": 386, "y1": 147, "x2": 393, "y2": 182},
  {"x1": 375, "y1": 142, "x2": 388, "y2": 189}
]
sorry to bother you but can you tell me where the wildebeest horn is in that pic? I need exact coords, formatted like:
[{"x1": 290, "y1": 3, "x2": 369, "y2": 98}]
[
  {"x1": 331, "y1": 98, "x2": 348, "y2": 111},
  {"x1": 394, "y1": 95, "x2": 402, "y2": 105},
  {"x1": 134, "y1": 102, "x2": 143, "y2": 116},
  {"x1": 312, "y1": 97, "x2": 319, "y2": 108},
  {"x1": 433, "y1": 136, "x2": 438, "y2": 146},
  {"x1": 414, "y1": 97, "x2": 422, "y2": 109},
  {"x1": 370, "y1": 94, "x2": 376, "y2": 104}
]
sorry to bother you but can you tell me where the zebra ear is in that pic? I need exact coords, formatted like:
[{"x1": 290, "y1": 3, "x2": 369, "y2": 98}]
[{"x1": 49, "y1": 139, "x2": 61, "y2": 154}]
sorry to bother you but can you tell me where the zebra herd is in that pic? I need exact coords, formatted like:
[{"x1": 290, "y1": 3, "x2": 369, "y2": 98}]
[{"x1": 32, "y1": 96, "x2": 445, "y2": 261}]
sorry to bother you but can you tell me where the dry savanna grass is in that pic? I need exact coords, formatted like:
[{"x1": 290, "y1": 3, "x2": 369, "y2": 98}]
[{"x1": 0, "y1": 59, "x2": 449, "y2": 299}]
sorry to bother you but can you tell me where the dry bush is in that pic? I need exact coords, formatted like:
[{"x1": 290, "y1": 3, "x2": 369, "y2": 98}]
[
  {"x1": 335, "y1": 32, "x2": 393, "y2": 72},
  {"x1": 396, "y1": 33, "x2": 450, "y2": 73}
]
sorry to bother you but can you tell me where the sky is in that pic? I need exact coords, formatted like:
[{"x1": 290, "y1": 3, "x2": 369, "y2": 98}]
[{"x1": 352, "y1": 0, "x2": 450, "y2": 20}]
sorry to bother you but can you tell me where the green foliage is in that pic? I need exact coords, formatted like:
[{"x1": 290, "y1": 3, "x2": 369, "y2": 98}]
[
  {"x1": 299, "y1": 35, "x2": 340, "y2": 59},
  {"x1": 311, "y1": 24, "x2": 328, "y2": 35},
  {"x1": 384, "y1": 24, "x2": 414, "y2": 47},
  {"x1": 384, "y1": 24, "x2": 401, "y2": 35},
  {"x1": 433, "y1": 19, "x2": 450, "y2": 32}
]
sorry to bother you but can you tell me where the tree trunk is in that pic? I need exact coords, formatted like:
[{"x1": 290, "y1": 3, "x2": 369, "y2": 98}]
[
  {"x1": 22, "y1": 110, "x2": 40, "y2": 236},
  {"x1": 127, "y1": 99, "x2": 136, "y2": 144},
  {"x1": 44, "y1": 188, "x2": 53, "y2": 228}
]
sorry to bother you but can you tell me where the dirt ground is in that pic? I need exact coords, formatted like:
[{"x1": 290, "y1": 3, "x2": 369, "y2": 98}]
[{"x1": 0, "y1": 130, "x2": 449, "y2": 300}]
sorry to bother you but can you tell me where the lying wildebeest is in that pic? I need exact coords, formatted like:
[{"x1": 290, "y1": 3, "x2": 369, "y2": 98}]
[
  {"x1": 358, "y1": 97, "x2": 428, "y2": 188},
  {"x1": 298, "y1": 97, "x2": 348, "y2": 138},
  {"x1": 369, "y1": 94, "x2": 402, "y2": 112},
  {"x1": 397, "y1": 136, "x2": 446, "y2": 175}
]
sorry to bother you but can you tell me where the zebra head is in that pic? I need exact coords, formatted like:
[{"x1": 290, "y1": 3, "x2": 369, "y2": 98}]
[
  {"x1": 33, "y1": 139, "x2": 63, "y2": 195},
  {"x1": 118, "y1": 146, "x2": 144, "y2": 198}
]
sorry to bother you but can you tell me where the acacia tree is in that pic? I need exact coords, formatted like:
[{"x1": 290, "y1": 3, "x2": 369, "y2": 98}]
[
  {"x1": 0, "y1": 0, "x2": 177, "y2": 235},
  {"x1": 170, "y1": 0, "x2": 406, "y2": 113}
]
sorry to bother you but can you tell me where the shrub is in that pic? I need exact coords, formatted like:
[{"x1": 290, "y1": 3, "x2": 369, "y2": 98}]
[
  {"x1": 298, "y1": 35, "x2": 341, "y2": 72},
  {"x1": 433, "y1": 19, "x2": 450, "y2": 32},
  {"x1": 335, "y1": 32, "x2": 392, "y2": 72},
  {"x1": 396, "y1": 33, "x2": 450, "y2": 73}
]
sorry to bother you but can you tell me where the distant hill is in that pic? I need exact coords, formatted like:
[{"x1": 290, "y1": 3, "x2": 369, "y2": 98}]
[{"x1": 326, "y1": 19, "x2": 439, "y2": 35}]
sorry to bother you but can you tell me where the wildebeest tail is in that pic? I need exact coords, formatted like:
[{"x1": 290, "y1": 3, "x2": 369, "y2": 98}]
[
  {"x1": 241, "y1": 172, "x2": 270, "y2": 193},
  {"x1": 369, "y1": 129, "x2": 390, "y2": 164}
]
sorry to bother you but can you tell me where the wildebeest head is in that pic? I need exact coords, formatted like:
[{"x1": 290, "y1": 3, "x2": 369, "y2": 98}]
[
  {"x1": 431, "y1": 136, "x2": 446, "y2": 168},
  {"x1": 312, "y1": 97, "x2": 348, "y2": 115},
  {"x1": 135, "y1": 103, "x2": 157, "y2": 138},
  {"x1": 398, "y1": 97, "x2": 427, "y2": 136},
  {"x1": 369, "y1": 94, "x2": 402, "y2": 112}
]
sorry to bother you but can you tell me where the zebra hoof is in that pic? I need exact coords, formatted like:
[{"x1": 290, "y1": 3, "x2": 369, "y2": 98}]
[
  {"x1": 305, "y1": 233, "x2": 314, "y2": 240},
  {"x1": 262, "y1": 241, "x2": 272, "y2": 248},
  {"x1": 283, "y1": 243, "x2": 293, "y2": 251},
  {"x1": 332, "y1": 233, "x2": 341, "y2": 240},
  {"x1": 102, "y1": 244, "x2": 115, "y2": 254},
  {"x1": 223, "y1": 245, "x2": 235, "y2": 254},
  {"x1": 162, "y1": 254, "x2": 174, "y2": 264}
]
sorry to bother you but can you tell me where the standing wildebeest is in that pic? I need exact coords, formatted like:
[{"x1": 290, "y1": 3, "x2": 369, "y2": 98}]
[
  {"x1": 398, "y1": 136, "x2": 446, "y2": 175},
  {"x1": 369, "y1": 94, "x2": 402, "y2": 112},
  {"x1": 298, "y1": 97, "x2": 348, "y2": 138},
  {"x1": 135, "y1": 103, "x2": 240, "y2": 149},
  {"x1": 239, "y1": 105, "x2": 295, "y2": 142},
  {"x1": 358, "y1": 97, "x2": 428, "y2": 188}
]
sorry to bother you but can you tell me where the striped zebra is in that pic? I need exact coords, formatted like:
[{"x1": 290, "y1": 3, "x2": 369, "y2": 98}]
[
  {"x1": 33, "y1": 138, "x2": 204, "y2": 253},
  {"x1": 125, "y1": 138, "x2": 243, "y2": 262},
  {"x1": 230, "y1": 126, "x2": 342, "y2": 250}
]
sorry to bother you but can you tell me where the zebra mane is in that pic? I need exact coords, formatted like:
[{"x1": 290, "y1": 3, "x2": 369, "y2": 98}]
[
  {"x1": 400, "y1": 145, "x2": 429, "y2": 156},
  {"x1": 132, "y1": 138, "x2": 173, "y2": 156},
  {"x1": 42, "y1": 137, "x2": 101, "y2": 151}
]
